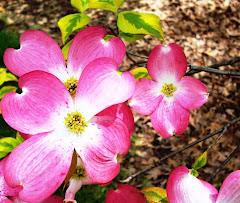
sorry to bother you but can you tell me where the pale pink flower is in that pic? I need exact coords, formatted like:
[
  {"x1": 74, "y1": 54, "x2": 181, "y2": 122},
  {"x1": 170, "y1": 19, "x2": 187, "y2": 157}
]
[
  {"x1": 105, "y1": 184, "x2": 146, "y2": 203},
  {"x1": 129, "y1": 43, "x2": 208, "y2": 138},
  {"x1": 1, "y1": 42, "x2": 135, "y2": 201},
  {"x1": 166, "y1": 166, "x2": 240, "y2": 203}
]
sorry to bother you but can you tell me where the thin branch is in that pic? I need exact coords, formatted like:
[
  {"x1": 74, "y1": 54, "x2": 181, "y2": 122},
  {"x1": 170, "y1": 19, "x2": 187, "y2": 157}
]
[
  {"x1": 186, "y1": 57, "x2": 240, "y2": 76},
  {"x1": 119, "y1": 117, "x2": 240, "y2": 183},
  {"x1": 206, "y1": 142, "x2": 240, "y2": 182},
  {"x1": 127, "y1": 52, "x2": 149, "y2": 59}
]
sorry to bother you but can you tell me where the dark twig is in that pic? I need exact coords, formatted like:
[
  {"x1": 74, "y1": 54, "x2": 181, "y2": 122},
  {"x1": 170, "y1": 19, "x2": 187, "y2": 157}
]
[
  {"x1": 127, "y1": 52, "x2": 149, "y2": 59},
  {"x1": 119, "y1": 117, "x2": 240, "y2": 183},
  {"x1": 206, "y1": 142, "x2": 240, "y2": 182},
  {"x1": 186, "y1": 57, "x2": 240, "y2": 76}
]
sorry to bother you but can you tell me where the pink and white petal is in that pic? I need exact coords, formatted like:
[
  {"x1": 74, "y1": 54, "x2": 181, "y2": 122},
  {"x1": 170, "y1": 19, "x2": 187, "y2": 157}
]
[
  {"x1": 75, "y1": 57, "x2": 135, "y2": 120},
  {"x1": 105, "y1": 184, "x2": 145, "y2": 203},
  {"x1": 147, "y1": 43, "x2": 187, "y2": 82},
  {"x1": 150, "y1": 98, "x2": 190, "y2": 138},
  {"x1": 4, "y1": 131, "x2": 74, "y2": 202},
  {"x1": 3, "y1": 30, "x2": 68, "y2": 81},
  {"x1": 175, "y1": 76, "x2": 208, "y2": 110},
  {"x1": 0, "y1": 196, "x2": 12, "y2": 203},
  {"x1": 0, "y1": 156, "x2": 22, "y2": 197},
  {"x1": 129, "y1": 78, "x2": 163, "y2": 115},
  {"x1": 167, "y1": 166, "x2": 218, "y2": 203},
  {"x1": 74, "y1": 117, "x2": 130, "y2": 183},
  {"x1": 1, "y1": 71, "x2": 74, "y2": 135},
  {"x1": 11, "y1": 195, "x2": 64, "y2": 203},
  {"x1": 96, "y1": 103, "x2": 134, "y2": 136},
  {"x1": 216, "y1": 170, "x2": 240, "y2": 203},
  {"x1": 67, "y1": 26, "x2": 125, "y2": 78}
]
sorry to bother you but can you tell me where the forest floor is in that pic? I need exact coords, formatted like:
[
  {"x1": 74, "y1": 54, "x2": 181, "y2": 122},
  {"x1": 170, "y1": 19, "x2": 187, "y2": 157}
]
[{"x1": 0, "y1": 0, "x2": 239, "y2": 192}]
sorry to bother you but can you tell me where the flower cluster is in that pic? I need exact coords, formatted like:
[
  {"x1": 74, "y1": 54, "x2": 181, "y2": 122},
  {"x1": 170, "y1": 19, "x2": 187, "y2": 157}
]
[{"x1": 1, "y1": 26, "x2": 209, "y2": 202}]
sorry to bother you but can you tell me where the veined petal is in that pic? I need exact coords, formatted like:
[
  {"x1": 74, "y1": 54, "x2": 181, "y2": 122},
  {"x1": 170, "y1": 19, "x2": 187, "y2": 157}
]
[
  {"x1": 67, "y1": 26, "x2": 126, "y2": 78},
  {"x1": 147, "y1": 43, "x2": 187, "y2": 82},
  {"x1": 0, "y1": 196, "x2": 12, "y2": 203},
  {"x1": 74, "y1": 117, "x2": 130, "y2": 183},
  {"x1": 151, "y1": 98, "x2": 190, "y2": 138},
  {"x1": 167, "y1": 166, "x2": 218, "y2": 203},
  {"x1": 75, "y1": 57, "x2": 135, "y2": 120},
  {"x1": 3, "y1": 30, "x2": 68, "y2": 81},
  {"x1": 175, "y1": 76, "x2": 208, "y2": 110},
  {"x1": 0, "y1": 157, "x2": 22, "y2": 197},
  {"x1": 216, "y1": 170, "x2": 240, "y2": 203},
  {"x1": 129, "y1": 78, "x2": 163, "y2": 115},
  {"x1": 105, "y1": 184, "x2": 145, "y2": 203},
  {"x1": 96, "y1": 103, "x2": 134, "y2": 136},
  {"x1": 1, "y1": 71, "x2": 74, "y2": 135},
  {"x1": 11, "y1": 195, "x2": 64, "y2": 203},
  {"x1": 4, "y1": 131, "x2": 74, "y2": 202}
]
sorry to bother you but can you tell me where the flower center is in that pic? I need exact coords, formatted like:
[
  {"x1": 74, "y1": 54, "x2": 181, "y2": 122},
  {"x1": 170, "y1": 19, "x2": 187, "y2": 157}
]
[
  {"x1": 63, "y1": 77, "x2": 78, "y2": 97},
  {"x1": 161, "y1": 83, "x2": 177, "y2": 97},
  {"x1": 65, "y1": 111, "x2": 88, "y2": 133},
  {"x1": 72, "y1": 166, "x2": 87, "y2": 180}
]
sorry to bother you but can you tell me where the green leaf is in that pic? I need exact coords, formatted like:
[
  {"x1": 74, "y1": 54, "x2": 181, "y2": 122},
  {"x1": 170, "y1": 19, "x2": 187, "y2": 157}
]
[
  {"x1": 103, "y1": 35, "x2": 115, "y2": 42},
  {"x1": 130, "y1": 67, "x2": 152, "y2": 81},
  {"x1": 58, "y1": 13, "x2": 90, "y2": 44},
  {"x1": 142, "y1": 187, "x2": 169, "y2": 203},
  {"x1": 0, "y1": 137, "x2": 18, "y2": 159},
  {"x1": 117, "y1": 11, "x2": 164, "y2": 40},
  {"x1": 71, "y1": 0, "x2": 124, "y2": 13},
  {"x1": 119, "y1": 32, "x2": 145, "y2": 42},
  {"x1": 0, "y1": 86, "x2": 18, "y2": 99},
  {"x1": 62, "y1": 40, "x2": 73, "y2": 61},
  {"x1": 89, "y1": 0, "x2": 124, "y2": 13},
  {"x1": 0, "y1": 68, "x2": 7, "y2": 86},
  {"x1": 193, "y1": 151, "x2": 208, "y2": 170},
  {"x1": 5, "y1": 72, "x2": 18, "y2": 82},
  {"x1": 71, "y1": 0, "x2": 90, "y2": 12},
  {"x1": 190, "y1": 169, "x2": 199, "y2": 177}
]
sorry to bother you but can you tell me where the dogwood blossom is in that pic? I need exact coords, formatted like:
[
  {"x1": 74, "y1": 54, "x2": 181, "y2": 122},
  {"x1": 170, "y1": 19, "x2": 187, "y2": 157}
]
[
  {"x1": 166, "y1": 166, "x2": 240, "y2": 203},
  {"x1": 1, "y1": 56, "x2": 135, "y2": 201},
  {"x1": 129, "y1": 43, "x2": 208, "y2": 138}
]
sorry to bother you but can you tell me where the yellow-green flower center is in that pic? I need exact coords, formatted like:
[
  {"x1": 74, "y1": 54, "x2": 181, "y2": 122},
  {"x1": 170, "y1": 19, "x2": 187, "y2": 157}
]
[
  {"x1": 161, "y1": 83, "x2": 177, "y2": 97},
  {"x1": 65, "y1": 111, "x2": 88, "y2": 133},
  {"x1": 72, "y1": 166, "x2": 87, "y2": 180},
  {"x1": 64, "y1": 77, "x2": 78, "y2": 97}
]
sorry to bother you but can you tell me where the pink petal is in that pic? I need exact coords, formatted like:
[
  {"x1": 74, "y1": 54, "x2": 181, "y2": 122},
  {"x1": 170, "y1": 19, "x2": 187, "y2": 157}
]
[
  {"x1": 175, "y1": 76, "x2": 208, "y2": 110},
  {"x1": 75, "y1": 57, "x2": 135, "y2": 120},
  {"x1": 105, "y1": 184, "x2": 145, "y2": 203},
  {"x1": 167, "y1": 166, "x2": 218, "y2": 203},
  {"x1": 216, "y1": 170, "x2": 240, "y2": 203},
  {"x1": 0, "y1": 196, "x2": 12, "y2": 203},
  {"x1": 1, "y1": 71, "x2": 73, "y2": 135},
  {"x1": 147, "y1": 43, "x2": 187, "y2": 82},
  {"x1": 129, "y1": 78, "x2": 163, "y2": 115},
  {"x1": 67, "y1": 26, "x2": 126, "y2": 78},
  {"x1": 0, "y1": 157, "x2": 22, "y2": 197},
  {"x1": 96, "y1": 103, "x2": 134, "y2": 136},
  {"x1": 4, "y1": 132, "x2": 74, "y2": 202},
  {"x1": 11, "y1": 195, "x2": 64, "y2": 203},
  {"x1": 65, "y1": 179, "x2": 82, "y2": 202},
  {"x1": 3, "y1": 30, "x2": 68, "y2": 81},
  {"x1": 74, "y1": 117, "x2": 130, "y2": 183},
  {"x1": 151, "y1": 98, "x2": 190, "y2": 138}
]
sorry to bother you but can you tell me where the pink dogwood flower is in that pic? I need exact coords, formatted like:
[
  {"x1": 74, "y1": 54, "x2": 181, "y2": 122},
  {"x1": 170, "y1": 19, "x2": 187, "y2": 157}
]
[
  {"x1": 1, "y1": 53, "x2": 135, "y2": 202},
  {"x1": 0, "y1": 156, "x2": 64, "y2": 203},
  {"x1": 4, "y1": 26, "x2": 126, "y2": 87},
  {"x1": 166, "y1": 166, "x2": 240, "y2": 203},
  {"x1": 105, "y1": 184, "x2": 146, "y2": 203},
  {"x1": 129, "y1": 43, "x2": 208, "y2": 138}
]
